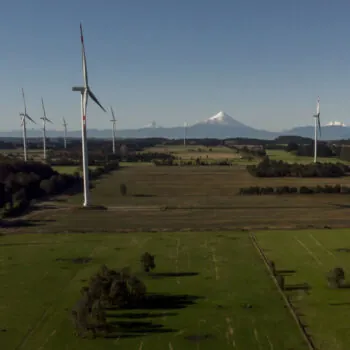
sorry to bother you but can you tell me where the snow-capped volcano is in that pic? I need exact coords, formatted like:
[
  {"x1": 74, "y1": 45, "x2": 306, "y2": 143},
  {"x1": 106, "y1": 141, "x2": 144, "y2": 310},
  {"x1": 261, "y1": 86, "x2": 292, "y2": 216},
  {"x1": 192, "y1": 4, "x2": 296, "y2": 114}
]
[
  {"x1": 196, "y1": 111, "x2": 248, "y2": 127},
  {"x1": 326, "y1": 121, "x2": 346, "y2": 127}
]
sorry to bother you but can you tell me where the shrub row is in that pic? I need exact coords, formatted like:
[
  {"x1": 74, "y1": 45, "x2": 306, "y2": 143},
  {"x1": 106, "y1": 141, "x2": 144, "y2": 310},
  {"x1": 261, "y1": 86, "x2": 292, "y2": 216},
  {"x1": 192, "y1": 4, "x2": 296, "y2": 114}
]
[
  {"x1": 239, "y1": 184, "x2": 350, "y2": 195},
  {"x1": 247, "y1": 157, "x2": 349, "y2": 177},
  {"x1": 152, "y1": 159, "x2": 233, "y2": 166}
]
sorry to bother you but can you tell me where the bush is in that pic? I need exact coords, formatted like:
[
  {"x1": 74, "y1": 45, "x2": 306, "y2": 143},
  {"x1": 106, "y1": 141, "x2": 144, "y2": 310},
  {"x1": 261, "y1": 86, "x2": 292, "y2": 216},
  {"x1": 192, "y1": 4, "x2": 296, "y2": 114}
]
[
  {"x1": 40, "y1": 178, "x2": 56, "y2": 195},
  {"x1": 327, "y1": 267, "x2": 345, "y2": 288},
  {"x1": 120, "y1": 184, "x2": 127, "y2": 196},
  {"x1": 140, "y1": 252, "x2": 156, "y2": 272}
]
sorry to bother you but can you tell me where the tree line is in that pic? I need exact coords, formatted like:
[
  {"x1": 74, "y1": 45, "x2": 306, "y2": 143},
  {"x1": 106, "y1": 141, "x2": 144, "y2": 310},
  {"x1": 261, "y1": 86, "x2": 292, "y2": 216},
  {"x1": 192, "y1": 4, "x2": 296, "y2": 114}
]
[
  {"x1": 239, "y1": 184, "x2": 350, "y2": 195},
  {"x1": 247, "y1": 157, "x2": 349, "y2": 177}
]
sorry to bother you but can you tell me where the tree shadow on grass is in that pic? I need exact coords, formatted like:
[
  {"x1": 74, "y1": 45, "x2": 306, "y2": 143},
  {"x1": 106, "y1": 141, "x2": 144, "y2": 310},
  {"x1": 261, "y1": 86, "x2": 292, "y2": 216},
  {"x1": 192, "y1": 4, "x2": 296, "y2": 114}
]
[
  {"x1": 0, "y1": 219, "x2": 55, "y2": 229},
  {"x1": 100, "y1": 294, "x2": 201, "y2": 339},
  {"x1": 276, "y1": 269, "x2": 296, "y2": 276},
  {"x1": 101, "y1": 321, "x2": 175, "y2": 339},
  {"x1": 284, "y1": 283, "x2": 311, "y2": 292},
  {"x1": 109, "y1": 312, "x2": 177, "y2": 319},
  {"x1": 149, "y1": 272, "x2": 199, "y2": 279},
  {"x1": 110, "y1": 293, "x2": 203, "y2": 311},
  {"x1": 132, "y1": 194, "x2": 156, "y2": 198}
]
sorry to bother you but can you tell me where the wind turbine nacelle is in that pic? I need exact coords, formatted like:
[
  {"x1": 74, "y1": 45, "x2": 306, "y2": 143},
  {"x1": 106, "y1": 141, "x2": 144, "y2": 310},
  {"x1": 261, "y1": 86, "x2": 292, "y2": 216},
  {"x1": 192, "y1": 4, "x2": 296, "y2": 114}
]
[{"x1": 72, "y1": 86, "x2": 85, "y2": 92}]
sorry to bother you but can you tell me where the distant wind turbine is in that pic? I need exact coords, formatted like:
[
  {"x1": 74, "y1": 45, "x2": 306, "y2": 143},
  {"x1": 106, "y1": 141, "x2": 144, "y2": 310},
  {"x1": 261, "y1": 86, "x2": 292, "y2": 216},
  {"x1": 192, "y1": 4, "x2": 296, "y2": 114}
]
[
  {"x1": 72, "y1": 23, "x2": 106, "y2": 207},
  {"x1": 62, "y1": 117, "x2": 68, "y2": 149},
  {"x1": 110, "y1": 107, "x2": 117, "y2": 154},
  {"x1": 19, "y1": 88, "x2": 36, "y2": 162},
  {"x1": 184, "y1": 122, "x2": 188, "y2": 147},
  {"x1": 313, "y1": 96, "x2": 321, "y2": 163},
  {"x1": 40, "y1": 98, "x2": 53, "y2": 161}
]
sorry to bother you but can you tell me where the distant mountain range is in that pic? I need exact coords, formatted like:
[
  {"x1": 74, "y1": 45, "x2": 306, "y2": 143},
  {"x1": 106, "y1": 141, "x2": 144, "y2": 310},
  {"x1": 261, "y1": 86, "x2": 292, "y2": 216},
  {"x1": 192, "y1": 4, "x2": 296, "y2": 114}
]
[{"x1": 1, "y1": 111, "x2": 350, "y2": 141}]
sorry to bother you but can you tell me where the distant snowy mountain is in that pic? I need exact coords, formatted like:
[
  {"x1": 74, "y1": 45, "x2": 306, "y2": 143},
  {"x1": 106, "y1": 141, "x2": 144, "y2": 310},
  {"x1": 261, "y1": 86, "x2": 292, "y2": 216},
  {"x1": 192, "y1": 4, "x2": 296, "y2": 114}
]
[
  {"x1": 195, "y1": 111, "x2": 248, "y2": 127},
  {"x1": 2, "y1": 110, "x2": 350, "y2": 140},
  {"x1": 326, "y1": 121, "x2": 346, "y2": 127}
]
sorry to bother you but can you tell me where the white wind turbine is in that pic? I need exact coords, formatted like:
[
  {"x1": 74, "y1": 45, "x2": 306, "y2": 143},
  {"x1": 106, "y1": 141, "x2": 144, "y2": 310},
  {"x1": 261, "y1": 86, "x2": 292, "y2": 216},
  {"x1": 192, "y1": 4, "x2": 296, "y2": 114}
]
[
  {"x1": 72, "y1": 23, "x2": 106, "y2": 207},
  {"x1": 62, "y1": 117, "x2": 68, "y2": 149},
  {"x1": 313, "y1": 96, "x2": 321, "y2": 163},
  {"x1": 19, "y1": 88, "x2": 36, "y2": 162},
  {"x1": 40, "y1": 98, "x2": 53, "y2": 161},
  {"x1": 110, "y1": 107, "x2": 117, "y2": 154},
  {"x1": 184, "y1": 121, "x2": 188, "y2": 147}
]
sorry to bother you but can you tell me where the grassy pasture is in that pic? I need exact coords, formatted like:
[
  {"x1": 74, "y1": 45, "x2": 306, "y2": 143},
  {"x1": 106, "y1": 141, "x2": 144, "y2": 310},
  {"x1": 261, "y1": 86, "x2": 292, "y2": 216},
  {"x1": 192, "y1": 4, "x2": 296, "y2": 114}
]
[
  {"x1": 52, "y1": 165, "x2": 97, "y2": 174},
  {"x1": 267, "y1": 149, "x2": 347, "y2": 164},
  {"x1": 255, "y1": 229, "x2": 350, "y2": 350},
  {"x1": 8, "y1": 164, "x2": 350, "y2": 233},
  {"x1": 0, "y1": 231, "x2": 308, "y2": 350},
  {"x1": 144, "y1": 145, "x2": 244, "y2": 162}
]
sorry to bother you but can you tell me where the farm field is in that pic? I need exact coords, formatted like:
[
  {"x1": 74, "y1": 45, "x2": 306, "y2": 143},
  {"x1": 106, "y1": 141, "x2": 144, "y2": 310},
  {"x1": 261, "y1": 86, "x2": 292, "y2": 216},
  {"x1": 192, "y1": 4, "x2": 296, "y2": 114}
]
[
  {"x1": 255, "y1": 228, "x2": 350, "y2": 350},
  {"x1": 144, "y1": 145, "x2": 247, "y2": 162},
  {"x1": 0, "y1": 231, "x2": 308, "y2": 350},
  {"x1": 13, "y1": 162, "x2": 350, "y2": 234},
  {"x1": 266, "y1": 149, "x2": 348, "y2": 164}
]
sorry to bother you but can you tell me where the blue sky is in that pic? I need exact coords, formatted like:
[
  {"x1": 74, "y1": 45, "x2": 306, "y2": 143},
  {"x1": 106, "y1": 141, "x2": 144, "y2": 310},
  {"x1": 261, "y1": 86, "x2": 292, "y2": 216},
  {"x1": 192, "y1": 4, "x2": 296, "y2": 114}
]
[{"x1": 1, "y1": 0, "x2": 350, "y2": 132}]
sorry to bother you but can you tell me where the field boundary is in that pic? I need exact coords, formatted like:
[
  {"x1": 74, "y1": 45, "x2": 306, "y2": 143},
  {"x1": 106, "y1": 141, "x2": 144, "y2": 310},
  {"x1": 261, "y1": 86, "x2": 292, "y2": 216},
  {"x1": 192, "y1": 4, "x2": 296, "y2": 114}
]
[{"x1": 249, "y1": 232, "x2": 316, "y2": 350}]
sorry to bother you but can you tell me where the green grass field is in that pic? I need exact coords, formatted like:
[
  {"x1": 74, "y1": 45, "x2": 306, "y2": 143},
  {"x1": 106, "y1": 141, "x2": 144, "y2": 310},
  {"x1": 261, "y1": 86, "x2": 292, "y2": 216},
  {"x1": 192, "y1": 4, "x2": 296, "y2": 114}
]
[
  {"x1": 144, "y1": 145, "x2": 249, "y2": 163},
  {"x1": 0, "y1": 231, "x2": 308, "y2": 350},
  {"x1": 255, "y1": 229, "x2": 350, "y2": 350},
  {"x1": 266, "y1": 149, "x2": 348, "y2": 164},
  {"x1": 3, "y1": 145, "x2": 350, "y2": 349}
]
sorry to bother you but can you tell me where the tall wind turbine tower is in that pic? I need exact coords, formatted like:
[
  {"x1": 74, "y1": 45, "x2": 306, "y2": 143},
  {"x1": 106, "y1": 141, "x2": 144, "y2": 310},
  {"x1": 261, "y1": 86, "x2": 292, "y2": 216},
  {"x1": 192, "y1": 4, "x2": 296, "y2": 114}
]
[
  {"x1": 110, "y1": 107, "x2": 117, "y2": 154},
  {"x1": 40, "y1": 98, "x2": 53, "y2": 161},
  {"x1": 313, "y1": 96, "x2": 321, "y2": 163},
  {"x1": 72, "y1": 23, "x2": 106, "y2": 207},
  {"x1": 19, "y1": 88, "x2": 36, "y2": 162},
  {"x1": 62, "y1": 117, "x2": 68, "y2": 149},
  {"x1": 184, "y1": 122, "x2": 188, "y2": 147}
]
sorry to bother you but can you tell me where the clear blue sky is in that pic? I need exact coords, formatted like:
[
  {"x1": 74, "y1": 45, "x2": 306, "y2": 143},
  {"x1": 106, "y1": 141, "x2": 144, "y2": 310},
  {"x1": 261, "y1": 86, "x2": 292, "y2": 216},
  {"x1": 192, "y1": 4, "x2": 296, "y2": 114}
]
[{"x1": 1, "y1": 0, "x2": 350, "y2": 132}]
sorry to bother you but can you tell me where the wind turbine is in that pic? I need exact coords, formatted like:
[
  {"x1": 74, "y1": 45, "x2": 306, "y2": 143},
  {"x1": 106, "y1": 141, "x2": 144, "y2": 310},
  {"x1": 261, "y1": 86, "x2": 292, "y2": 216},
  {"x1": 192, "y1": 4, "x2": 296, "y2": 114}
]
[
  {"x1": 19, "y1": 88, "x2": 36, "y2": 162},
  {"x1": 184, "y1": 122, "x2": 188, "y2": 147},
  {"x1": 313, "y1": 96, "x2": 321, "y2": 163},
  {"x1": 40, "y1": 98, "x2": 53, "y2": 161},
  {"x1": 72, "y1": 23, "x2": 106, "y2": 207},
  {"x1": 110, "y1": 107, "x2": 117, "y2": 154},
  {"x1": 62, "y1": 117, "x2": 68, "y2": 149}
]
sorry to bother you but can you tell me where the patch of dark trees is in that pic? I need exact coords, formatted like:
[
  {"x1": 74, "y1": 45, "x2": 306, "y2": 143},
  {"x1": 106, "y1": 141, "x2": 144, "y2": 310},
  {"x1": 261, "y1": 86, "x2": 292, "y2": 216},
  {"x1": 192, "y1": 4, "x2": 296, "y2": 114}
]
[
  {"x1": 71, "y1": 253, "x2": 158, "y2": 338},
  {"x1": 286, "y1": 141, "x2": 339, "y2": 158},
  {"x1": 0, "y1": 160, "x2": 80, "y2": 218},
  {"x1": 239, "y1": 184, "x2": 350, "y2": 195},
  {"x1": 247, "y1": 157, "x2": 349, "y2": 177},
  {"x1": 0, "y1": 159, "x2": 119, "y2": 218}
]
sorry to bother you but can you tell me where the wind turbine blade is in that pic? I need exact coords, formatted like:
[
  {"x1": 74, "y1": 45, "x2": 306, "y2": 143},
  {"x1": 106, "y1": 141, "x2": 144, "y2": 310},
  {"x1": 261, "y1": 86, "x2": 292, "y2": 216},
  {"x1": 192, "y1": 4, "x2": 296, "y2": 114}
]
[
  {"x1": 26, "y1": 114, "x2": 36, "y2": 124},
  {"x1": 317, "y1": 116, "x2": 321, "y2": 137},
  {"x1": 41, "y1": 98, "x2": 47, "y2": 119},
  {"x1": 80, "y1": 23, "x2": 88, "y2": 88},
  {"x1": 46, "y1": 118, "x2": 54, "y2": 124},
  {"x1": 111, "y1": 106, "x2": 116, "y2": 121},
  {"x1": 316, "y1": 96, "x2": 320, "y2": 116},
  {"x1": 88, "y1": 90, "x2": 106, "y2": 112},
  {"x1": 22, "y1": 88, "x2": 27, "y2": 114}
]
